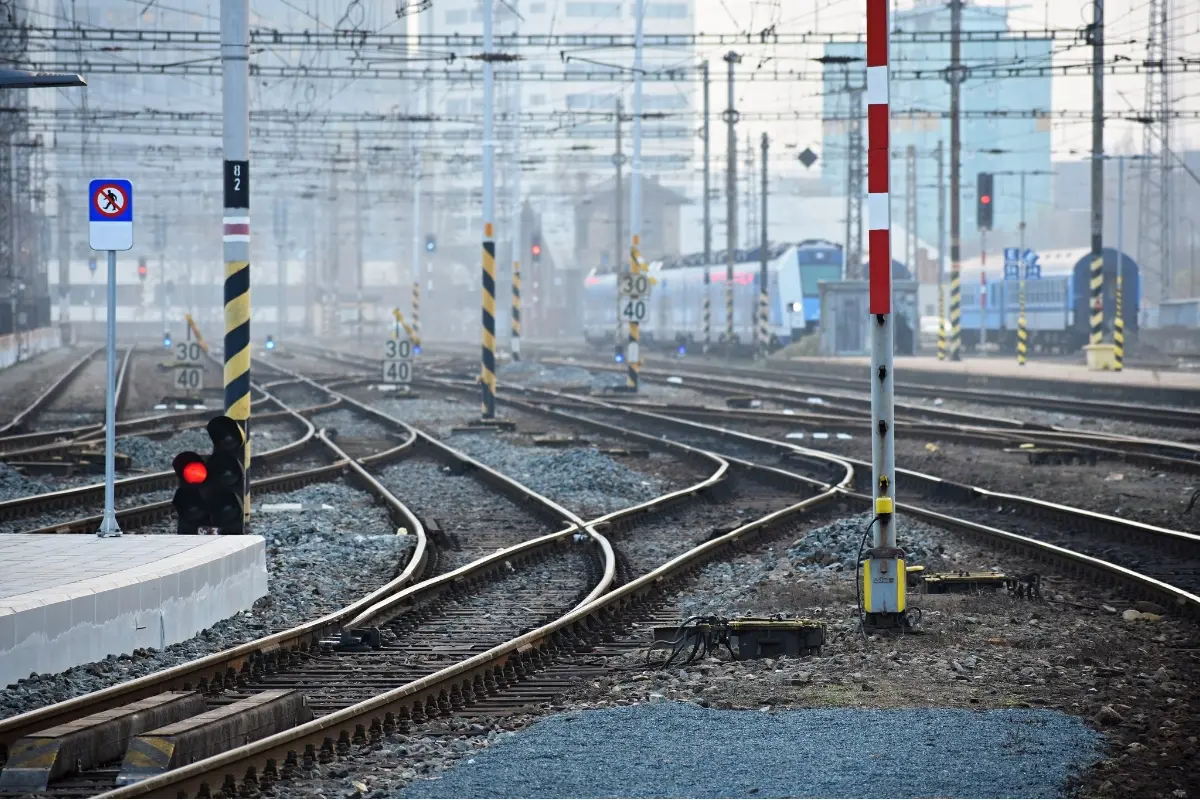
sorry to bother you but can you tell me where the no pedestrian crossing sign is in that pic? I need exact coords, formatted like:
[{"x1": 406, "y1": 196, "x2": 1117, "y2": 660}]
[{"x1": 88, "y1": 178, "x2": 133, "y2": 251}]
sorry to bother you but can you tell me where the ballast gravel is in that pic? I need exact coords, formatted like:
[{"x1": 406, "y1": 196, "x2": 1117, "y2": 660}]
[
  {"x1": 0, "y1": 480, "x2": 408, "y2": 719},
  {"x1": 448, "y1": 433, "x2": 664, "y2": 516},
  {"x1": 397, "y1": 702, "x2": 1101, "y2": 799}
]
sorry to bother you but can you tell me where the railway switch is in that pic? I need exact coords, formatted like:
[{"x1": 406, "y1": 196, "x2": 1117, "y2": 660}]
[
  {"x1": 648, "y1": 617, "x2": 824, "y2": 667},
  {"x1": 169, "y1": 415, "x2": 247, "y2": 534}
]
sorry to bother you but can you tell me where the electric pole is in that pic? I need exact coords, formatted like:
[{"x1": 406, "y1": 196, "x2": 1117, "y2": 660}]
[
  {"x1": 702, "y1": 59, "x2": 712, "y2": 353},
  {"x1": 1088, "y1": 0, "x2": 1105, "y2": 346},
  {"x1": 845, "y1": 73, "x2": 864, "y2": 279},
  {"x1": 758, "y1": 132, "x2": 769, "y2": 359},
  {"x1": 354, "y1": 129, "x2": 364, "y2": 343},
  {"x1": 905, "y1": 145, "x2": 917, "y2": 275},
  {"x1": 613, "y1": 98, "x2": 625, "y2": 355},
  {"x1": 936, "y1": 138, "x2": 946, "y2": 360},
  {"x1": 947, "y1": 0, "x2": 964, "y2": 360},
  {"x1": 723, "y1": 50, "x2": 740, "y2": 359}
]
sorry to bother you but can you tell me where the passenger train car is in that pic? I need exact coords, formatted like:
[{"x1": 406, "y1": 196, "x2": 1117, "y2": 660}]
[
  {"x1": 582, "y1": 240, "x2": 845, "y2": 351},
  {"x1": 946, "y1": 247, "x2": 1140, "y2": 352}
]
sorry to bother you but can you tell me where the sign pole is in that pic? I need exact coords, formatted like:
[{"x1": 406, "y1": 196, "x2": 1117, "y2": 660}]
[
  {"x1": 98, "y1": 248, "x2": 121, "y2": 537},
  {"x1": 863, "y1": 0, "x2": 904, "y2": 629},
  {"x1": 88, "y1": 178, "x2": 133, "y2": 537}
]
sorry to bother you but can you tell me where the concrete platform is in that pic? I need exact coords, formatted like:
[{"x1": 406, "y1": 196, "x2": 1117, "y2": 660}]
[
  {"x1": 0, "y1": 535, "x2": 268, "y2": 687},
  {"x1": 789, "y1": 355, "x2": 1200, "y2": 389},
  {"x1": 776, "y1": 355, "x2": 1200, "y2": 406}
]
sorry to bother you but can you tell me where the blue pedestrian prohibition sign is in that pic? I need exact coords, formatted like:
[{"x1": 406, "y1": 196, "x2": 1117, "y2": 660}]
[{"x1": 88, "y1": 178, "x2": 134, "y2": 251}]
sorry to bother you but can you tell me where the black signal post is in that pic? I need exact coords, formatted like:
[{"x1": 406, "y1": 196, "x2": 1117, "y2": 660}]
[
  {"x1": 976, "y1": 172, "x2": 994, "y2": 231},
  {"x1": 169, "y1": 415, "x2": 247, "y2": 534}
]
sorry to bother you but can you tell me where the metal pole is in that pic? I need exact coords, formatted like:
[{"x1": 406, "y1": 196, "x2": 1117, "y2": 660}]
[
  {"x1": 511, "y1": 17, "x2": 522, "y2": 363},
  {"x1": 1088, "y1": 0, "x2": 1105, "y2": 347},
  {"x1": 280, "y1": 202, "x2": 287, "y2": 335},
  {"x1": 614, "y1": 99, "x2": 624, "y2": 356},
  {"x1": 936, "y1": 139, "x2": 946, "y2": 360},
  {"x1": 702, "y1": 60, "x2": 712, "y2": 354},
  {"x1": 1018, "y1": 172, "x2": 1028, "y2": 366},
  {"x1": 480, "y1": 0, "x2": 497, "y2": 418},
  {"x1": 627, "y1": 0, "x2": 645, "y2": 390},
  {"x1": 1114, "y1": 155, "x2": 1125, "y2": 370},
  {"x1": 723, "y1": 51, "x2": 740, "y2": 359},
  {"x1": 97, "y1": 248, "x2": 120, "y2": 537},
  {"x1": 354, "y1": 129, "x2": 364, "y2": 344},
  {"x1": 864, "y1": 0, "x2": 902, "y2": 628},
  {"x1": 57, "y1": 184, "x2": 69, "y2": 328},
  {"x1": 411, "y1": 148, "x2": 422, "y2": 344},
  {"x1": 758, "y1": 132, "x2": 769, "y2": 359},
  {"x1": 948, "y1": 0, "x2": 963, "y2": 360},
  {"x1": 221, "y1": 0, "x2": 251, "y2": 523}
]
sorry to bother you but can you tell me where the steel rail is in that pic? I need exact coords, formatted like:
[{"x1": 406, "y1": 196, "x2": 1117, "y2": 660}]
[
  {"x1": 97, "y1": 398, "x2": 837, "y2": 800},
  {"x1": 545, "y1": 392, "x2": 1200, "y2": 616},
  {"x1": 0, "y1": 347, "x2": 102, "y2": 437},
  {"x1": 0, "y1": 370, "x2": 727, "y2": 771}
]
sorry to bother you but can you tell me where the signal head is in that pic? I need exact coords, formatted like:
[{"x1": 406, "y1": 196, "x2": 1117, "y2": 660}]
[
  {"x1": 265, "y1": 335, "x2": 276, "y2": 350},
  {"x1": 173, "y1": 451, "x2": 206, "y2": 480},
  {"x1": 163, "y1": 333, "x2": 172, "y2": 348},
  {"x1": 206, "y1": 415, "x2": 245, "y2": 452}
]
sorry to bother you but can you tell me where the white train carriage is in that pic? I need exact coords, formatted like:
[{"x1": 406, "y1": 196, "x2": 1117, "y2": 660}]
[{"x1": 583, "y1": 244, "x2": 814, "y2": 350}]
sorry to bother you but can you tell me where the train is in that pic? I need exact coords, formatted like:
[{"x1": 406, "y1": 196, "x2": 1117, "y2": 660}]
[
  {"x1": 582, "y1": 239, "x2": 855, "y2": 351},
  {"x1": 945, "y1": 246, "x2": 1141, "y2": 353}
]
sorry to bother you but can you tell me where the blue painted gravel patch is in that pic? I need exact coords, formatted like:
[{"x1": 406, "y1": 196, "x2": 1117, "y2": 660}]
[{"x1": 400, "y1": 702, "x2": 1102, "y2": 798}]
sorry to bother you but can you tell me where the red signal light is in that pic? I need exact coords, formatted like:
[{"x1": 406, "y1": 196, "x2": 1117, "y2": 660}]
[
  {"x1": 531, "y1": 244, "x2": 542, "y2": 256},
  {"x1": 981, "y1": 195, "x2": 991, "y2": 204},
  {"x1": 182, "y1": 461, "x2": 207, "y2": 484}
]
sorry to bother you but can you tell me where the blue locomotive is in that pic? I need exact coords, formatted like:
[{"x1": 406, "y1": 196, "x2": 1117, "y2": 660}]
[
  {"x1": 946, "y1": 247, "x2": 1141, "y2": 352},
  {"x1": 582, "y1": 239, "x2": 846, "y2": 350}
]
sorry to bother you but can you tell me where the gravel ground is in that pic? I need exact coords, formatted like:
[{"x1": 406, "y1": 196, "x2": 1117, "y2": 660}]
[
  {"x1": 397, "y1": 703, "x2": 1101, "y2": 799},
  {"x1": 0, "y1": 479, "x2": 408, "y2": 718},
  {"x1": 312, "y1": 408, "x2": 394, "y2": 441},
  {"x1": 448, "y1": 433, "x2": 665, "y2": 517},
  {"x1": 371, "y1": 396, "x2": 482, "y2": 437},
  {"x1": 0, "y1": 463, "x2": 54, "y2": 500}
]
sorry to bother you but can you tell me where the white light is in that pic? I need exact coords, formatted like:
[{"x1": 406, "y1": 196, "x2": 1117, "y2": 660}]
[{"x1": 790, "y1": 302, "x2": 803, "y2": 312}]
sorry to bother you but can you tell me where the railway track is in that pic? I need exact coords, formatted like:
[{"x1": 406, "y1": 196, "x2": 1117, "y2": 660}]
[
  {"x1": 538, "y1": 351, "x2": 1200, "y2": 429},
  {"x1": 6, "y1": 347, "x2": 1198, "y2": 797}
]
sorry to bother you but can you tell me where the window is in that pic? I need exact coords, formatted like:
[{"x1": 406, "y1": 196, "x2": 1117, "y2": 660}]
[
  {"x1": 445, "y1": 8, "x2": 468, "y2": 24},
  {"x1": 566, "y1": 2, "x2": 621, "y2": 17},
  {"x1": 644, "y1": 2, "x2": 688, "y2": 18}
]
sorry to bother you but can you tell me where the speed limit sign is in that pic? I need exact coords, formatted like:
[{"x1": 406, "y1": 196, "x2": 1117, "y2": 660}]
[
  {"x1": 620, "y1": 273, "x2": 651, "y2": 298},
  {"x1": 382, "y1": 336, "x2": 413, "y2": 386},
  {"x1": 621, "y1": 298, "x2": 648, "y2": 323},
  {"x1": 174, "y1": 366, "x2": 203, "y2": 391},
  {"x1": 174, "y1": 341, "x2": 203, "y2": 364}
]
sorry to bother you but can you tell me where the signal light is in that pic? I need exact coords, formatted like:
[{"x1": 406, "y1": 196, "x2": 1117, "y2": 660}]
[
  {"x1": 976, "y1": 172, "x2": 994, "y2": 230},
  {"x1": 169, "y1": 416, "x2": 247, "y2": 534},
  {"x1": 137, "y1": 258, "x2": 148, "y2": 281},
  {"x1": 265, "y1": 335, "x2": 276, "y2": 350},
  {"x1": 163, "y1": 332, "x2": 172, "y2": 348},
  {"x1": 531, "y1": 232, "x2": 543, "y2": 261},
  {"x1": 425, "y1": 235, "x2": 436, "y2": 253}
]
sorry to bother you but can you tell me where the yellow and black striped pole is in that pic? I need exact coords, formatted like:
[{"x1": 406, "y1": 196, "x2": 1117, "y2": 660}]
[
  {"x1": 703, "y1": 269, "x2": 711, "y2": 353},
  {"x1": 949, "y1": 260, "x2": 962, "y2": 360},
  {"x1": 481, "y1": 225, "x2": 497, "y2": 418},
  {"x1": 936, "y1": 280, "x2": 946, "y2": 360},
  {"x1": 221, "y1": 0, "x2": 251, "y2": 526},
  {"x1": 1017, "y1": 277, "x2": 1027, "y2": 366},
  {"x1": 627, "y1": 239, "x2": 641, "y2": 390},
  {"x1": 511, "y1": 260, "x2": 521, "y2": 362},
  {"x1": 1089, "y1": 252, "x2": 1104, "y2": 346},
  {"x1": 411, "y1": 280, "x2": 420, "y2": 352},
  {"x1": 1113, "y1": 273, "x2": 1124, "y2": 371}
]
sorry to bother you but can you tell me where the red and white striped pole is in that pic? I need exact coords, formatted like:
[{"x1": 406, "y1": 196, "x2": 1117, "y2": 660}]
[{"x1": 862, "y1": 0, "x2": 905, "y2": 628}]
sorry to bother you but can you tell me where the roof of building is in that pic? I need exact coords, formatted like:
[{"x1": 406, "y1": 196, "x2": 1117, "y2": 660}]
[{"x1": 575, "y1": 176, "x2": 690, "y2": 208}]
